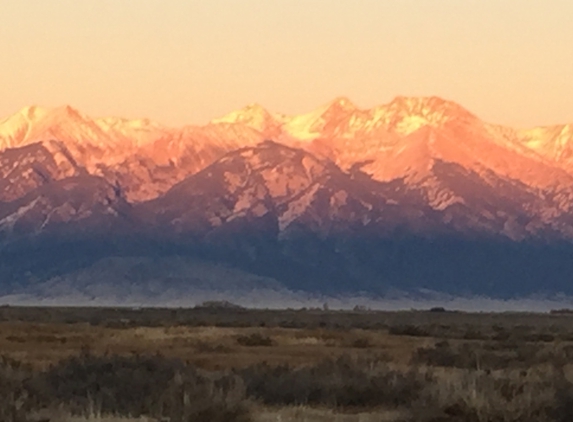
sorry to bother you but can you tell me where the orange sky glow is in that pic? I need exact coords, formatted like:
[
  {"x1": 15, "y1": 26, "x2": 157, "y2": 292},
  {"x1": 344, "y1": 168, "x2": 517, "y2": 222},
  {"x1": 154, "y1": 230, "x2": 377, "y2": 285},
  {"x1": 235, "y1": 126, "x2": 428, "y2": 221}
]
[{"x1": 1, "y1": 0, "x2": 572, "y2": 128}]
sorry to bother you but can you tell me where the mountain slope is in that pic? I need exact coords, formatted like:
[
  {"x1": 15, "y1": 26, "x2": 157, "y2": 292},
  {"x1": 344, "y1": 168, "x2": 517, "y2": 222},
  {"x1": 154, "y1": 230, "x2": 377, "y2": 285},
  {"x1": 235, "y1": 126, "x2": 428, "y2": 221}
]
[
  {"x1": 141, "y1": 141, "x2": 444, "y2": 237},
  {"x1": 0, "y1": 174, "x2": 130, "y2": 241},
  {"x1": 0, "y1": 140, "x2": 83, "y2": 202},
  {"x1": 2, "y1": 97, "x2": 573, "y2": 299},
  {"x1": 0, "y1": 106, "x2": 265, "y2": 202}
]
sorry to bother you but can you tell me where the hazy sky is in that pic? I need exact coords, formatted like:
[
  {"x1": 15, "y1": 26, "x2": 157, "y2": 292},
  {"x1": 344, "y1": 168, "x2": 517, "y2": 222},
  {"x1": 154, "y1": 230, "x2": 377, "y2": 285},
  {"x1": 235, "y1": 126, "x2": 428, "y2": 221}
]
[{"x1": 2, "y1": 0, "x2": 572, "y2": 127}]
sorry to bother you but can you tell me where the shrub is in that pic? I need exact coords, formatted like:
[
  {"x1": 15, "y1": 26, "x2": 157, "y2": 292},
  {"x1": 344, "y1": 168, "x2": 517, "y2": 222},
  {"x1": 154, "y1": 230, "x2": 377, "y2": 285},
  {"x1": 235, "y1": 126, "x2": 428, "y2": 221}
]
[
  {"x1": 461, "y1": 327, "x2": 487, "y2": 340},
  {"x1": 388, "y1": 325, "x2": 431, "y2": 337},
  {"x1": 194, "y1": 341, "x2": 233, "y2": 354},
  {"x1": 350, "y1": 337, "x2": 372, "y2": 349},
  {"x1": 414, "y1": 341, "x2": 513, "y2": 370},
  {"x1": 0, "y1": 357, "x2": 36, "y2": 422},
  {"x1": 196, "y1": 301, "x2": 245, "y2": 310},
  {"x1": 429, "y1": 307, "x2": 447, "y2": 313},
  {"x1": 236, "y1": 333, "x2": 273, "y2": 347},
  {"x1": 41, "y1": 353, "x2": 251, "y2": 422},
  {"x1": 415, "y1": 367, "x2": 573, "y2": 422},
  {"x1": 412, "y1": 341, "x2": 464, "y2": 368},
  {"x1": 239, "y1": 355, "x2": 424, "y2": 408}
]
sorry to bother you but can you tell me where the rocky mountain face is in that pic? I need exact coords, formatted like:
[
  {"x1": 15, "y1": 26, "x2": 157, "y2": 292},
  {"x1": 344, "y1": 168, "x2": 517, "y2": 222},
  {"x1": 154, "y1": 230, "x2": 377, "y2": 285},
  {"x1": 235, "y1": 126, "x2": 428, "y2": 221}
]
[{"x1": 2, "y1": 97, "x2": 573, "y2": 300}]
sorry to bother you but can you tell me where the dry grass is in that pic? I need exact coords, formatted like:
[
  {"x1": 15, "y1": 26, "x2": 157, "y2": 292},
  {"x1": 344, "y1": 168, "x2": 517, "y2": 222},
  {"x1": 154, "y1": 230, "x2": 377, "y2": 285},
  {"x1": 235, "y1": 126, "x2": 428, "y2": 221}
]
[
  {"x1": 45, "y1": 415, "x2": 155, "y2": 422},
  {"x1": 0, "y1": 323, "x2": 430, "y2": 370},
  {"x1": 67, "y1": 419, "x2": 153, "y2": 422},
  {"x1": 253, "y1": 406, "x2": 408, "y2": 422},
  {"x1": 2, "y1": 307, "x2": 573, "y2": 421},
  {"x1": 413, "y1": 366, "x2": 573, "y2": 422}
]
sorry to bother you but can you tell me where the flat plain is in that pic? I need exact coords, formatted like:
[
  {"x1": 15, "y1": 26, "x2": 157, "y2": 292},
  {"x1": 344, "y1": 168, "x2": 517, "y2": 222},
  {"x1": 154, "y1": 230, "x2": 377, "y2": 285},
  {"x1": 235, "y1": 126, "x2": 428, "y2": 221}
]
[{"x1": 2, "y1": 305, "x2": 573, "y2": 422}]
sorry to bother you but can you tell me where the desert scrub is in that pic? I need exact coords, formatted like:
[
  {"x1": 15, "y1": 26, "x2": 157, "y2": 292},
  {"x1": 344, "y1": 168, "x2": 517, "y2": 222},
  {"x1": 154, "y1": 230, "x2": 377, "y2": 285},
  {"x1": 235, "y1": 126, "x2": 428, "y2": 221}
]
[
  {"x1": 40, "y1": 353, "x2": 251, "y2": 422},
  {"x1": 236, "y1": 333, "x2": 274, "y2": 347},
  {"x1": 0, "y1": 353, "x2": 252, "y2": 422},
  {"x1": 238, "y1": 355, "x2": 425, "y2": 408},
  {"x1": 414, "y1": 366, "x2": 573, "y2": 422}
]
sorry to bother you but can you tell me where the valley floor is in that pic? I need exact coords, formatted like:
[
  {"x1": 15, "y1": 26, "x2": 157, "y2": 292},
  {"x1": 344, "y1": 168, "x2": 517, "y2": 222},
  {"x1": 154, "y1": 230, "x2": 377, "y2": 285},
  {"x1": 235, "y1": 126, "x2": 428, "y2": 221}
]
[{"x1": 3, "y1": 306, "x2": 573, "y2": 422}]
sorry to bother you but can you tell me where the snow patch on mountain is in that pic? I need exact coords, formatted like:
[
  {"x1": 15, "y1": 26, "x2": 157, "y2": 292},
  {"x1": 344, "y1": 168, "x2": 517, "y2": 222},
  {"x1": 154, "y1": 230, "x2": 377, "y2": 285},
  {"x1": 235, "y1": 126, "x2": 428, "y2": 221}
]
[{"x1": 0, "y1": 197, "x2": 41, "y2": 232}]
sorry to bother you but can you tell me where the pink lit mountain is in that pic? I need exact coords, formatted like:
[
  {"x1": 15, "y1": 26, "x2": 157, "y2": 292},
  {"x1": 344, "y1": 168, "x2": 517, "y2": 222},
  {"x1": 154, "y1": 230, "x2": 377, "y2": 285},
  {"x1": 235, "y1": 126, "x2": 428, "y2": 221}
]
[{"x1": 1, "y1": 97, "x2": 573, "y2": 300}]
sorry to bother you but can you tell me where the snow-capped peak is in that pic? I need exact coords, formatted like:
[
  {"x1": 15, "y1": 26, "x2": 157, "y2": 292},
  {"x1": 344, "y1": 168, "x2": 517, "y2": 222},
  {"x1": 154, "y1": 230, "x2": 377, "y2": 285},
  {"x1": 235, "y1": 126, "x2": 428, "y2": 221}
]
[
  {"x1": 327, "y1": 96, "x2": 357, "y2": 112},
  {"x1": 281, "y1": 97, "x2": 359, "y2": 141},
  {"x1": 210, "y1": 103, "x2": 282, "y2": 133},
  {"x1": 18, "y1": 105, "x2": 52, "y2": 121},
  {"x1": 369, "y1": 96, "x2": 478, "y2": 135}
]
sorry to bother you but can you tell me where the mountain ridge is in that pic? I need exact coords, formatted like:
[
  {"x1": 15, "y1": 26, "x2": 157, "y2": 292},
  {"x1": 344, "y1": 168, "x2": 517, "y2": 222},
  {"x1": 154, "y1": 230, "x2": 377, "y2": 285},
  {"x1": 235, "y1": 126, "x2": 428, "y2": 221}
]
[{"x1": 3, "y1": 96, "x2": 573, "y2": 299}]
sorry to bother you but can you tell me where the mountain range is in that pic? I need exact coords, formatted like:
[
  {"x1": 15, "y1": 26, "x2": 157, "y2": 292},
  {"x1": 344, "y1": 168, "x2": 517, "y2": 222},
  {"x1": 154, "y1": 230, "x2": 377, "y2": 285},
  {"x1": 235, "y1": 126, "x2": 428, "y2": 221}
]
[{"x1": 1, "y1": 96, "x2": 573, "y2": 303}]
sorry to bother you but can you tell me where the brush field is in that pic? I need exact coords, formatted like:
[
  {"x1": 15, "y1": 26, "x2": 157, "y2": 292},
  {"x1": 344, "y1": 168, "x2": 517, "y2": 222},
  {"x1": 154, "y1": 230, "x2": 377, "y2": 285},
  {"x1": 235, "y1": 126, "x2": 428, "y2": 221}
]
[{"x1": 1, "y1": 305, "x2": 573, "y2": 421}]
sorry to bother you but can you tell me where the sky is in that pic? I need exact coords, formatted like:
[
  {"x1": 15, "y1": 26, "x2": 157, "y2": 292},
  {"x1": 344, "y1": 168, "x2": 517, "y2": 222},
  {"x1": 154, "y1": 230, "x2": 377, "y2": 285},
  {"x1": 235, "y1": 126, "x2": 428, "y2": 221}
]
[{"x1": 1, "y1": 0, "x2": 572, "y2": 128}]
